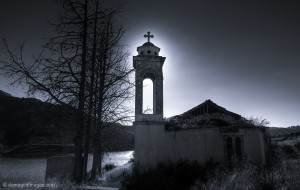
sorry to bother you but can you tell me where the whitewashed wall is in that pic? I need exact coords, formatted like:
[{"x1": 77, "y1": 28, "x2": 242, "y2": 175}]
[{"x1": 135, "y1": 122, "x2": 267, "y2": 167}]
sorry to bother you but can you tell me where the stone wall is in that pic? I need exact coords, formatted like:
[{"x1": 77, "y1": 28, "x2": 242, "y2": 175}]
[
  {"x1": 45, "y1": 156, "x2": 74, "y2": 180},
  {"x1": 135, "y1": 123, "x2": 267, "y2": 167}
]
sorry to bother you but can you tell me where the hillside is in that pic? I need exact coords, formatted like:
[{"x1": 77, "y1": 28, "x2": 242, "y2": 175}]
[
  {"x1": 269, "y1": 126, "x2": 300, "y2": 137},
  {"x1": 269, "y1": 126, "x2": 300, "y2": 146},
  {"x1": 0, "y1": 90, "x2": 134, "y2": 155}
]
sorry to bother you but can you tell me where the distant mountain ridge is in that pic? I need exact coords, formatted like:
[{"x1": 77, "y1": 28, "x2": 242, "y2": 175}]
[
  {"x1": 269, "y1": 126, "x2": 300, "y2": 137},
  {"x1": 0, "y1": 90, "x2": 134, "y2": 155},
  {"x1": 0, "y1": 90, "x2": 12, "y2": 97}
]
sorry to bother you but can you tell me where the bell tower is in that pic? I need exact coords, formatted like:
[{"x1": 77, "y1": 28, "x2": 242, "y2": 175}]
[
  {"x1": 133, "y1": 32, "x2": 166, "y2": 166},
  {"x1": 133, "y1": 31, "x2": 166, "y2": 121}
]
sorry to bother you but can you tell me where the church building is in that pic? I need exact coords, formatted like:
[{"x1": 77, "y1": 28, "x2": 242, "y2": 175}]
[{"x1": 133, "y1": 32, "x2": 270, "y2": 167}]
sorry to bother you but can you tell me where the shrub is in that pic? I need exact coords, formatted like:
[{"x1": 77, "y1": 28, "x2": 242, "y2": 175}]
[
  {"x1": 45, "y1": 176, "x2": 75, "y2": 190},
  {"x1": 121, "y1": 160, "x2": 205, "y2": 190},
  {"x1": 129, "y1": 157, "x2": 134, "y2": 163},
  {"x1": 123, "y1": 158, "x2": 300, "y2": 190},
  {"x1": 295, "y1": 142, "x2": 300, "y2": 151},
  {"x1": 281, "y1": 145, "x2": 297, "y2": 159},
  {"x1": 265, "y1": 144, "x2": 281, "y2": 168},
  {"x1": 104, "y1": 163, "x2": 117, "y2": 172}
]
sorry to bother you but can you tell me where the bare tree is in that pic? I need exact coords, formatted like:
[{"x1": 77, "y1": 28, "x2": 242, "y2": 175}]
[
  {"x1": 88, "y1": 14, "x2": 134, "y2": 180},
  {"x1": 0, "y1": 0, "x2": 133, "y2": 183}
]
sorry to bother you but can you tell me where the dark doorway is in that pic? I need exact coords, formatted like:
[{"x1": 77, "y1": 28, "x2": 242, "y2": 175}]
[
  {"x1": 235, "y1": 137, "x2": 242, "y2": 160},
  {"x1": 226, "y1": 137, "x2": 233, "y2": 162}
]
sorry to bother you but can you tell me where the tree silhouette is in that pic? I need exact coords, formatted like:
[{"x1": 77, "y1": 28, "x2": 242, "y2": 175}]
[{"x1": 0, "y1": 0, "x2": 133, "y2": 183}]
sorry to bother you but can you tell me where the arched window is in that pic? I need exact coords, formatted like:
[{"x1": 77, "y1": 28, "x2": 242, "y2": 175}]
[
  {"x1": 226, "y1": 137, "x2": 233, "y2": 162},
  {"x1": 235, "y1": 137, "x2": 243, "y2": 160},
  {"x1": 143, "y1": 78, "x2": 153, "y2": 114}
]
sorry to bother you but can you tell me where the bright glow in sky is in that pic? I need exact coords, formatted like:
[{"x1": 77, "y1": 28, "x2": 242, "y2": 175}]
[{"x1": 1, "y1": 0, "x2": 300, "y2": 127}]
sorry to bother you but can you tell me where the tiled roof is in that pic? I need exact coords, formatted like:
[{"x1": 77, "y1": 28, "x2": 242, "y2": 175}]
[{"x1": 182, "y1": 99, "x2": 241, "y2": 120}]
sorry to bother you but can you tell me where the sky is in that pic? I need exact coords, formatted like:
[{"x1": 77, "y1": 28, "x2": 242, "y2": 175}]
[{"x1": 0, "y1": 0, "x2": 300, "y2": 127}]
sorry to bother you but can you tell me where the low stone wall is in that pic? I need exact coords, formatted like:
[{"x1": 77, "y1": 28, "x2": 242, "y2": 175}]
[{"x1": 45, "y1": 155, "x2": 74, "y2": 180}]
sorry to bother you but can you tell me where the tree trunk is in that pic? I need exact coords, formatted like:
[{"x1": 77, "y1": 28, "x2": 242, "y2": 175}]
[
  {"x1": 74, "y1": 0, "x2": 88, "y2": 184},
  {"x1": 91, "y1": 132, "x2": 102, "y2": 181},
  {"x1": 82, "y1": 0, "x2": 99, "y2": 181},
  {"x1": 90, "y1": 18, "x2": 110, "y2": 181}
]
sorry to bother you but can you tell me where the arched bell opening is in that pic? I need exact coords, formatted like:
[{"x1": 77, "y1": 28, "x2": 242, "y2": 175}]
[
  {"x1": 143, "y1": 78, "x2": 154, "y2": 114},
  {"x1": 141, "y1": 72, "x2": 156, "y2": 115}
]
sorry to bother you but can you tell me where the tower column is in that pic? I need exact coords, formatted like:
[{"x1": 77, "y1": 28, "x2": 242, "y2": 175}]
[
  {"x1": 133, "y1": 31, "x2": 166, "y2": 121},
  {"x1": 133, "y1": 32, "x2": 166, "y2": 167},
  {"x1": 135, "y1": 77, "x2": 143, "y2": 115},
  {"x1": 155, "y1": 77, "x2": 163, "y2": 115}
]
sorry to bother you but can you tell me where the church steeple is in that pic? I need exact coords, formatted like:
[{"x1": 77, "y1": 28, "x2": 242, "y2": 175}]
[
  {"x1": 136, "y1": 31, "x2": 161, "y2": 56},
  {"x1": 133, "y1": 32, "x2": 166, "y2": 121}
]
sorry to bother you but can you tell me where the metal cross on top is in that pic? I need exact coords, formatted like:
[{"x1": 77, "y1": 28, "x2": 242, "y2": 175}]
[{"x1": 144, "y1": 31, "x2": 154, "y2": 42}]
